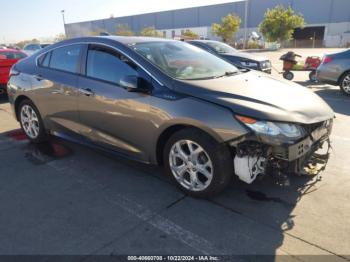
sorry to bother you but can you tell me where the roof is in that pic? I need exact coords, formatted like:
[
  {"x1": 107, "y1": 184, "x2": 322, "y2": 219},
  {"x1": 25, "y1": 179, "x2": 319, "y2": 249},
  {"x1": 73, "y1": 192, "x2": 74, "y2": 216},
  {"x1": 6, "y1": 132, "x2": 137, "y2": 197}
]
[
  {"x1": 101, "y1": 36, "x2": 173, "y2": 44},
  {"x1": 188, "y1": 40, "x2": 219, "y2": 44}
]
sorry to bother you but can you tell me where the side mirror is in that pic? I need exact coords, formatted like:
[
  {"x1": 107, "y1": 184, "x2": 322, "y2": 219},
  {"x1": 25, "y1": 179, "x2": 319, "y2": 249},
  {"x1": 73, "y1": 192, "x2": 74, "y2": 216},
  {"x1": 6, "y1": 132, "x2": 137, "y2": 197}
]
[{"x1": 120, "y1": 75, "x2": 149, "y2": 93}]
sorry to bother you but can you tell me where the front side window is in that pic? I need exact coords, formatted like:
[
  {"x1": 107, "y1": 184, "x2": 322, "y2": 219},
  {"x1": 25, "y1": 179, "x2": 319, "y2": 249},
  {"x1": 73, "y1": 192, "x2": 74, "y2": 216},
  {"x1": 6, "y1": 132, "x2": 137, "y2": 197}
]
[
  {"x1": 49, "y1": 45, "x2": 82, "y2": 73},
  {"x1": 86, "y1": 47, "x2": 137, "y2": 85},
  {"x1": 131, "y1": 41, "x2": 238, "y2": 80}
]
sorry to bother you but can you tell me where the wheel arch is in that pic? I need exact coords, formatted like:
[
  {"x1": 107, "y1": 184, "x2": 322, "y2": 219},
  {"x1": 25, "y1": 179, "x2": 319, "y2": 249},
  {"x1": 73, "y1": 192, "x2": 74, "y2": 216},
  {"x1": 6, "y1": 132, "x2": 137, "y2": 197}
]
[
  {"x1": 337, "y1": 70, "x2": 350, "y2": 85},
  {"x1": 155, "y1": 124, "x2": 223, "y2": 166},
  {"x1": 14, "y1": 95, "x2": 32, "y2": 121}
]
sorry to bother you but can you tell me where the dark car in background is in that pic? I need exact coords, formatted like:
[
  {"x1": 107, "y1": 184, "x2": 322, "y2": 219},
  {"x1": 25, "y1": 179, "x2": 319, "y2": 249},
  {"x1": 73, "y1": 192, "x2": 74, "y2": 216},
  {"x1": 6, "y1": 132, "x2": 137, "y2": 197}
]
[
  {"x1": 0, "y1": 49, "x2": 27, "y2": 94},
  {"x1": 7, "y1": 36, "x2": 333, "y2": 197},
  {"x1": 317, "y1": 48, "x2": 350, "y2": 95},
  {"x1": 22, "y1": 43, "x2": 51, "y2": 56},
  {"x1": 187, "y1": 40, "x2": 272, "y2": 74}
]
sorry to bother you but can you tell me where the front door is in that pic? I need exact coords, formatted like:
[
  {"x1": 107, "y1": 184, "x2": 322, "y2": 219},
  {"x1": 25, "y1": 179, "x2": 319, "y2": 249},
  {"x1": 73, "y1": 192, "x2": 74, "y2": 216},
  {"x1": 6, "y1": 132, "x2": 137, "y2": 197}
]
[{"x1": 77, "y1": 44, "x2": 153, "y2": 161}]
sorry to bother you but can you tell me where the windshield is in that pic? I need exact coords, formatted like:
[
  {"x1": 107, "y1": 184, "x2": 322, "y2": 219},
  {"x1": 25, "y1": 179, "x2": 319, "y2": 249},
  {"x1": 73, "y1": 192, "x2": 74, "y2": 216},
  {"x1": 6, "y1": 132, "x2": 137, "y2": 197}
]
[
  {"x1": 205, "y1": 41, "x2": 237, "y2": 54},
  {"x1": 130, "y1": 41, "x2": 238, "y2": 80}
]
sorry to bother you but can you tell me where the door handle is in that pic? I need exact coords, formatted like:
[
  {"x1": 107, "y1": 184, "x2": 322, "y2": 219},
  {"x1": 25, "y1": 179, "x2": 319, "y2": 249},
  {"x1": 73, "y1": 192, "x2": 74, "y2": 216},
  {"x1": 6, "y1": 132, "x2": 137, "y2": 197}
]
[
  {"x1": 34, "y1": 74, "x2": 44, "y2": 81},
  {"x1": 78, "y1": 88, "x2": 94, "y2": 96}
]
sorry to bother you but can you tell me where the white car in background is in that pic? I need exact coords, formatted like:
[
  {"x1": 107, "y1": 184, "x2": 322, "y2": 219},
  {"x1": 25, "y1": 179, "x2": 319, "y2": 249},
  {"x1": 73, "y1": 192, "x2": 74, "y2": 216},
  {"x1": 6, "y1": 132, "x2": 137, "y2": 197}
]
[{"x1": 22, "y1": 43, "x2": 50, "y2": 56}]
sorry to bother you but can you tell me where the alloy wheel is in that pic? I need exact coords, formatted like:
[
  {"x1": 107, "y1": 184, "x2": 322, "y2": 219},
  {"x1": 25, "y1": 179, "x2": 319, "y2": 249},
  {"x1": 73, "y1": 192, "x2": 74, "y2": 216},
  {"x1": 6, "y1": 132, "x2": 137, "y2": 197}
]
[
  {"x1": 342, "y1": 75, "x2": 350, "y2": 94},
  {"x1": 169, "y1": 140, "x2": 213, "y2": 192},
  {"x1": 20, "y1": 105, "x2": 40, "y2": 139}
]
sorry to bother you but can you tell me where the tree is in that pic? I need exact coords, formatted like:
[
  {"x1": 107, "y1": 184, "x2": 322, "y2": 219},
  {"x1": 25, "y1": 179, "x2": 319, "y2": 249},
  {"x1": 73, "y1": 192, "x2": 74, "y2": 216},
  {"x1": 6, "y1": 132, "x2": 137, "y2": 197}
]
[
  {"x1": 182, "y1": 30, "x2": 198, "y2": 39},
  {"x1": 140, "y1": 26, "x2": 162, "y2": 37},
  {"x1": 211, "y1": 13, "x2": 241, "y2": 43},
  {"x1": 115, "y1": 24, "x2": 134, "y2": 36},
  {"x1": 259, "y1": 5, "x2": 305, "y2": 43},
  {"x1": 16, "y1": 39, "x2": 40, "y2": 49},
  {"x1": 54, "y1": 33, "x2": 67, "y2": 42},
  {"x1": 88, "y1": 28, "x2": 106, "y2": 36}
]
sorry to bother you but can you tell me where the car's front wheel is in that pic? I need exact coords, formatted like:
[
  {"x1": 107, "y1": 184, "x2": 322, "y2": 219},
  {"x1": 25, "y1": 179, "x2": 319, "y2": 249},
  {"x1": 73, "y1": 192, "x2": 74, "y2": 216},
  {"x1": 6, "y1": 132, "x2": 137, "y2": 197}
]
[
  {"x1": 18, "y1": 99, "x2": 47, "y2": 143},
  {"x1": 340, "y1": 72, "x2": 350, "y2": 96},
  {"x1": 283, "y1": 71, "x2": 294, "y2": 81},
  {"x1": 163, "y1": 128, "x2": 233, "y2": 198}
]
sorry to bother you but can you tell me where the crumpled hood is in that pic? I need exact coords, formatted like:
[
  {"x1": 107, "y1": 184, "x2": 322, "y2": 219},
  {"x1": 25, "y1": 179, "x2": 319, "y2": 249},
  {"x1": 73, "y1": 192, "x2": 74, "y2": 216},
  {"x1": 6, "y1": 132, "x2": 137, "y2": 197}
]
[
  {"x1": 176, "y1": 71, "x2": 334, "y2": 124},
  {"x1": 222, "y1": 52, "x2": 269, "y2": 62}
]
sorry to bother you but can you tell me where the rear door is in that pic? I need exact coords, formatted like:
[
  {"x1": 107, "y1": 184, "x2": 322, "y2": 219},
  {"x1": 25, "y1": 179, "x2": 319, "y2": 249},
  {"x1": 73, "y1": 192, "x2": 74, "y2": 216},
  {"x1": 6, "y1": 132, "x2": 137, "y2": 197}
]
[
  {"x1": 33, "y1": 44, "x2": 84, "y2": 135},
  {"x1": 77, "y1": 44, "x2": 153, "y2": 160}
]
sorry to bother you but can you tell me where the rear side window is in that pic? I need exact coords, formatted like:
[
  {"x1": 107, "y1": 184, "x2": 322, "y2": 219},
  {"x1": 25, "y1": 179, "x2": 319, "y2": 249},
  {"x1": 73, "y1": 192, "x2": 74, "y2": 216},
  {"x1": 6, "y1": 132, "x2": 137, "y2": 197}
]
[
  {"x1": 38, "y1": 52, "x2": 51, "y2": 67},
  {"x1": 86, "y1": 47, "x2": 137, "y2": 85},
  {"x1": 49, "y1": 45, "x2": 83, "y2": 73}
]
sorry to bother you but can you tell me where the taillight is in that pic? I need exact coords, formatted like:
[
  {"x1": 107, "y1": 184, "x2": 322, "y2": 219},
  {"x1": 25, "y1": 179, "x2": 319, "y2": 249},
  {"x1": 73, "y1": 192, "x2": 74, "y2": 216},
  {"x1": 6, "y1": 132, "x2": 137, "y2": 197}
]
[{"x1": 322, "y1": 56, "x2": 333, "y2": 64}]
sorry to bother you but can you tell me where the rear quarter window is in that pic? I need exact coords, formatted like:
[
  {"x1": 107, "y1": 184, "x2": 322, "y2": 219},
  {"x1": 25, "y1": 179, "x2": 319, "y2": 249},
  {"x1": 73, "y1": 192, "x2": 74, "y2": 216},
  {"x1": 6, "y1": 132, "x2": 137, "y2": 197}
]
[{"x1": 38, "y1": 52, "x2": 51, "y2": 67}]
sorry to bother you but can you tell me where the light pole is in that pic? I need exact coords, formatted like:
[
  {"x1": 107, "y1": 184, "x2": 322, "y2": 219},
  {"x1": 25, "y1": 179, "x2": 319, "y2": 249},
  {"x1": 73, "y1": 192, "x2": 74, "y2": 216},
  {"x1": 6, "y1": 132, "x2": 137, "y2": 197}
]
[
  {"x1": 243, "y1": 0, "x2": 249, "y2": 49},
  {"x1": 61, "y1": 10, "x2": 67, "y2": 37}
]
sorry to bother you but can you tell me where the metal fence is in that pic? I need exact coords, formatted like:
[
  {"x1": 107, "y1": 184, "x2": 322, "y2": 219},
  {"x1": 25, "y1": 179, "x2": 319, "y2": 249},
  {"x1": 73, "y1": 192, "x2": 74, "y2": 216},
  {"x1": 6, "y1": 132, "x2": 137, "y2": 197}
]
[{"x1": 282, "y1": 39, "x2": 324, "y2": 48}]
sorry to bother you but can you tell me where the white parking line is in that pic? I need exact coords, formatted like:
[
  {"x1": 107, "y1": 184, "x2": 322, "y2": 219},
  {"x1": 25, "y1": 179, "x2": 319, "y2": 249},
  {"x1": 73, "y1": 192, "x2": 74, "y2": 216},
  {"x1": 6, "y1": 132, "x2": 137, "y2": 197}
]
[
  {"x1": 105, "y1": 194, "x2": 220, "y2": 255},
  {"x1": 332, "y1": 135, "x2": 350, "y2": 142},
  {"x1": 46, "y1": 158, "x2": 221, "y2": 256}
]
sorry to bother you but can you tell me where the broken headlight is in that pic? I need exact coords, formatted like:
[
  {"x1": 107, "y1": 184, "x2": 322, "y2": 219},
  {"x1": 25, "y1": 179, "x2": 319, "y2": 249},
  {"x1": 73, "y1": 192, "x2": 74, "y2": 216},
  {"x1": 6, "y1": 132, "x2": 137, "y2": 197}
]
[{"x1": 236, "y1": 116, "x2": 306, "y2": 145}]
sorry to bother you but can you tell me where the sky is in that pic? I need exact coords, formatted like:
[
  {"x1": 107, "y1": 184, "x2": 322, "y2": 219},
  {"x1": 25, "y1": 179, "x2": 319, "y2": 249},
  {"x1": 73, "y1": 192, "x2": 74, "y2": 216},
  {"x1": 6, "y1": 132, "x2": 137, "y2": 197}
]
[{"x1": 0, "y1": 0, "x2": 240, "y2": 43}]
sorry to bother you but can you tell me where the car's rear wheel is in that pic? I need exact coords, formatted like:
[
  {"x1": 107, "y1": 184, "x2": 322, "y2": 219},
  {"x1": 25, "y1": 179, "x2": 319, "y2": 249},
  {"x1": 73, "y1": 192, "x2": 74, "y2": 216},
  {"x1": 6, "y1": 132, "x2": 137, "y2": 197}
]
[
  {"x1": 18, "y1": 99, "x2": 47, "y2": 143},
  {"x1": 340, "y1": 72, "x2": 350, "y2": 96},
  {"x1": 309, "y1": 71, "x2": 317, "y2": 82},
  {"x1": 163, "y1": 128, "x2": 233, "y2": 198}
]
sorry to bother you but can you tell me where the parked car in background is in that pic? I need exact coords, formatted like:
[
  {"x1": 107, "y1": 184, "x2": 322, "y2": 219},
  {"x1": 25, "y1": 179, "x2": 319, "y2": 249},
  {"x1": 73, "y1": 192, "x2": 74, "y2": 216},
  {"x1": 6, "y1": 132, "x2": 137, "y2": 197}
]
[
  {"x1": 0, "y1": 49, "x2": 27, "y2": 94},
  {"x1": 317, "y1": 48, "x2": 350, "y2": 95},
  {"x1": 7, "y1": 37, "x2": 334, "y2": 197},
  {"x1": 6, "y1": 45, "x2": 21, "y2": 50},
  {"x1": 187, "y1": 40, "x2": 272, "y2": 74},
  {"x1": 22, "y1": 43, "x2": 50, "y2": 56}
]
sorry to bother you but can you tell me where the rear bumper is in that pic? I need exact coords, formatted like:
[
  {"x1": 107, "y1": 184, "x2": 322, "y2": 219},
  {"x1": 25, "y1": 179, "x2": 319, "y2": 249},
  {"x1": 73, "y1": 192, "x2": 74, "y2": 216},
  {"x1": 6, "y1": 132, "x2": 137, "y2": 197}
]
[{"x1": 316, "y1": 65, "x2": 341, "y2": 85}]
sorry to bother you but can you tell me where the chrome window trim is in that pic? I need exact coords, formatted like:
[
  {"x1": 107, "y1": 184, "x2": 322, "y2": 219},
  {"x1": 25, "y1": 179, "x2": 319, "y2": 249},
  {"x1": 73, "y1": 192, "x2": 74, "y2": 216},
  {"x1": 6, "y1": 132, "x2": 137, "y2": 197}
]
[{"x1": 35, "y1": 41, "x2": 164, "y2": 86}]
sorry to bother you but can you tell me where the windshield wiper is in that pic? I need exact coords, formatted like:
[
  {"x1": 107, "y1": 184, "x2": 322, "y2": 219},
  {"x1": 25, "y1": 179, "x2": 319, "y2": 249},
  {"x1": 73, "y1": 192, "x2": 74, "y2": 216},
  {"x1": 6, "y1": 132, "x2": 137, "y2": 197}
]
[
  {"x1": 184, "y1": 71, "x2": 239, "y2": 81},
  {"x1": 213, "y1": 71, "x2": 239, "y2": 79}
]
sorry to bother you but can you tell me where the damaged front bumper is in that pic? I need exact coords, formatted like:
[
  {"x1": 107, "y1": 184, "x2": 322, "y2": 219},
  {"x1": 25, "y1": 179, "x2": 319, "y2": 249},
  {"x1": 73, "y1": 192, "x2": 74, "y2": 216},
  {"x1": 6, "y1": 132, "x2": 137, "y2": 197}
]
[{"x1": 229, "y1": 119, "x2": 333, "y2": 184}]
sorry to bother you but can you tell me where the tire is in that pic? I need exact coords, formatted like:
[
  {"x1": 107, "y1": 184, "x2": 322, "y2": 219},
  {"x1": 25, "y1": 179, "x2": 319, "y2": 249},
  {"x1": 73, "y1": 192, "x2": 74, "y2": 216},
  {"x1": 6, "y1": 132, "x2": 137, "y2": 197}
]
[
  {"x1": 18, "y1": 99, "x2": 47, "y2": 143},
  {"x1": 283, "y1": 71, "x2": 294, "y2": 81},
  {"x1": 339, "y1": 72, "x2": 350, "y2": 96},
  {"x1": 163, "y1": 128, "x2": 233, "y2": 198},
  {"x1": 309, "y1": 71, "x2": 317, "y2": 82}
]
